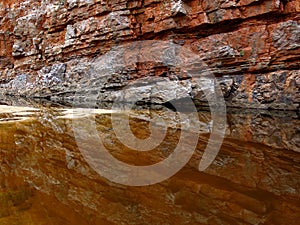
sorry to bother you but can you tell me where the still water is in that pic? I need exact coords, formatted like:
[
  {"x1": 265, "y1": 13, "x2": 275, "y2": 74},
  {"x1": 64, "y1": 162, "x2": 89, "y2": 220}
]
[{"x1": 0, "y1": 99, "x2": 299, "y2": 225}]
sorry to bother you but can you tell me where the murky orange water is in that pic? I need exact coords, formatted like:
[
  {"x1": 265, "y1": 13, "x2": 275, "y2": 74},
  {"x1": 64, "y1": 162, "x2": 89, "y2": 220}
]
[{"x1": 0, "y1": 102, "x2": 299, "y2": 225}]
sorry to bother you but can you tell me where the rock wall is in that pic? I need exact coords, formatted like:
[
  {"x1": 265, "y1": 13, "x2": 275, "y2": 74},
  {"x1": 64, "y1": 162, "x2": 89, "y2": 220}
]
[{"x1": 0, "y1": 0, "x2": 299, "y2": 110}]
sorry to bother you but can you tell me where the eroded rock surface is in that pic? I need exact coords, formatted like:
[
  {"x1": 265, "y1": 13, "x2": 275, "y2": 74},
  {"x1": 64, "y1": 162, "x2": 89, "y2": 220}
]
[{"x1": 0, "y1": 0, "x2": 299, "y2": 109}]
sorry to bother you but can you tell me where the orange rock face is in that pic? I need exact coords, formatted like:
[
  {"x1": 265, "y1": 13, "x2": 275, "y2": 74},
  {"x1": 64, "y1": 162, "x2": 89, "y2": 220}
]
[{"x1": 0, "y1": 0, "x2": 299, "y2": 109}]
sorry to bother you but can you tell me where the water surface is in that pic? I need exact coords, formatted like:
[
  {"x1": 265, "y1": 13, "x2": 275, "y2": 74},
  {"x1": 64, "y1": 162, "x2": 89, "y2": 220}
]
[{"x1": 0, "y1": 100, "x2": 299, "y2": 225}]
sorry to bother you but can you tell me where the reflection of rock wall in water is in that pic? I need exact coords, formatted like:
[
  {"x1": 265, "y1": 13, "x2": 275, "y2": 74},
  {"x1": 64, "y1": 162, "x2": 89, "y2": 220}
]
[
  {"x1": 0, "y1": 0, "x2": 299, "y2": 110},
  {"x1": 0, "y1": 106, "x2": 299, "y2": 224}
]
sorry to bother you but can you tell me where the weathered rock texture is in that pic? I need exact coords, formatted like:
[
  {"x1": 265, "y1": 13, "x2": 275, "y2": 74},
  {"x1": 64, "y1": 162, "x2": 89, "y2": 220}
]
[{"x1": 0, "y1": 0, "x2": 299, "y2": 109}]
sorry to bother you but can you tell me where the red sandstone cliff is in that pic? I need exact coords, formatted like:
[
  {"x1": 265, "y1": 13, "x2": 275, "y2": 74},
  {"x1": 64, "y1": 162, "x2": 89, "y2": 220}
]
[{"x1": 0, "y1": 0, "x2": 299, "y2": 109}]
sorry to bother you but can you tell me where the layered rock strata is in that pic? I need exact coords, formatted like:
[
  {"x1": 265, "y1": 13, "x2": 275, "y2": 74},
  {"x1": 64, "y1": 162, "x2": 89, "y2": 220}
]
[{"x1": 0, "y1": 0, "x2": 299, "y2": 110}]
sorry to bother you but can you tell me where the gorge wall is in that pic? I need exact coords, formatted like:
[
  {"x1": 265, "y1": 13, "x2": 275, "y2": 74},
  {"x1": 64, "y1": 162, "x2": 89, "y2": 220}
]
[{"x1": 0, "y1": 0, "x2": 299, "y2": 110}]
